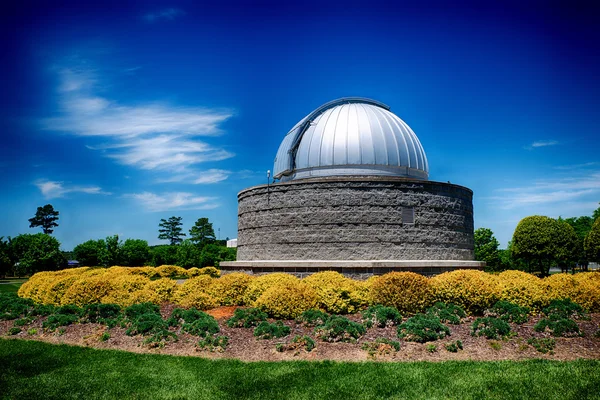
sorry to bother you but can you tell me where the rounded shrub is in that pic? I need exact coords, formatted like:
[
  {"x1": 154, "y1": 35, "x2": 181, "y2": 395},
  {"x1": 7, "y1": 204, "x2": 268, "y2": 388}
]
[
  {"x1": 173, "y1": 275, "x2": 217, "y2": 310},
  {"x1": 131, "y1": 278, "x2": 178, "y2": 304},
  {"x1": 314, "y1": 315, "x2": 366, "y2": 342},
  {"x1": 370, "y1": 272, "x2": 433, "y2": 315},
  {"x1": 61, "y1": 276, "x2": 113, "y2": 306},
  {"x1": 431, "y1": 270, "x2": 500, "y2": 315},
  {"x1": 498, "y1": 270, "x2": 551, "y2": 311},
  {"x1": 471, "y1": 317, "x2": 511, "y2": 339},
  {"x1": 303, "y1": 271, "x2": 369, "y2": 314},
  {"x1": 101, "y1": 275, "x2": 150, "y2": 307},
  {"x1": 155, "y1": 265, "x2": 187, "y2": 278},
  {"x1": 243, "y1": 273, "x2": 300, "y2": 305},
  {"x1": 254, "y1": 281, "x2": 318, "y2": 319},
  {"x1": 572, "y1": 273, "x2": 600, "y2": 312},
  {"x1": 209, "y1": 273, "x2": 253, "y2": 306},
  {"x1": 397, "y1": 313, "x2": 450, "y2": 343}
]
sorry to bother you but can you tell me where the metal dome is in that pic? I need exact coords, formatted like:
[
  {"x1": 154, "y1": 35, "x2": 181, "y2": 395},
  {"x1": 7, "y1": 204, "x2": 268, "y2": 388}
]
[{"x1": 273, "y1": 97, "x2": 429, "y2": 181}]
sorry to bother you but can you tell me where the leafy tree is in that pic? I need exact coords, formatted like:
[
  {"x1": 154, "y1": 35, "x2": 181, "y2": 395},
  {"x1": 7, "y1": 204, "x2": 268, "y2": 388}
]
[
  {"x1": 474, "y1": 228, "x2": 501, "y2": 271},
  {"x1": 73, "y1": 239, "x2": 107, "y2": 266},
  {"x1": 563, "y1": 216, "x2": 593, "y2": 268},
  {"x1": 9, "y1": 233, "x2": 65, "y2": 275},
  {"x1": 102, "y1": 235, "x2": 122, "y2": 267},
  {"x1": 121, "y1": 239, "x2": 150, "y2": 267},
  {"x1": 189, "y1": 217, "x2": 216, "y2": 248},
  {"x1": 593, "y1": 202, "x2": 600, "y2": 221},
  {"x1": 554, "y1": 220, "x2": 578, "y2": 273},
  {"x1": 149, "y1": 245, "x2": 178, "y2": 267},
  {"x1": 584, "y1": 218, "x2": 600, "y2": 263},
  {"x1": 158, "y1": 216, "x2": 186, "y2": 245},
  {"x1": 0, "y1": 237, "x2": 13, "y2": 278},
  {"x1": 28, "y1": 204, "x2": 59, "y2": 234},
  {"x1": 200, "y1": 243, "x2": 236, "y2": 267},
  {"x1": 512, "y1": 216, "x2": 560, "y2": 277},
  {"x1": 175, "y1": 240, "x2": 202, "y2": 269}
]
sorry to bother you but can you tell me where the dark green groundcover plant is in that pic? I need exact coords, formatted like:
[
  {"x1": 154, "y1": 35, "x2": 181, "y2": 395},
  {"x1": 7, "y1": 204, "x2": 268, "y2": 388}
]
[
  {"x1": 314, "y1": 316, "x2": 366, "y2": 343},
  {"x1": 397, "y1": 313, "x2": 450, "y2": 343},
  {"x1": 362, "y1": 305, "x2": 402, "y2": 328},
  {"x1": 253, "y1": 321, "x2": 291, "y2": 339},
  {"x1": 169, "y1": 308, "x2": 220, "y2": 338},
  {"x1": 227, "y1": 308, "x2": 268, "y2": 328},
  {"x1": 426, "y1": 303, "x2": 466, "y2": 325},
  {"x1": 485, "y1": 301, "x2": 529, "y2": 324},
  {"x1": 296, "y1": 309, "x2": 330, "y2": 327},
  {"x1": 471, "y1": 317, "x2": 511, "y2": 340}
]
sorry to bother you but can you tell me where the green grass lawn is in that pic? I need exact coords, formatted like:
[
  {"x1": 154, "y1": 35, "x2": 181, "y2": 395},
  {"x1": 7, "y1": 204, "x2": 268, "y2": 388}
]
[
  {"x1": 0, "y1": 279, "x2": 26, "y2": 294},
  {"x1": 1, "y1": 339, "x2": 599, "y2": 399}
]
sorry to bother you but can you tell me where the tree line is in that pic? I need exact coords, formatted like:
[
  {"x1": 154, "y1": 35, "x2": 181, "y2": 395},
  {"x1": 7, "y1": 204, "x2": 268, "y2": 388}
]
[
  {"x1": 475, "y1": 203, "x2": 600, "y2": 276},
  {"x1": 0, "y1": 205, "x2": 235, "y2": 278}
]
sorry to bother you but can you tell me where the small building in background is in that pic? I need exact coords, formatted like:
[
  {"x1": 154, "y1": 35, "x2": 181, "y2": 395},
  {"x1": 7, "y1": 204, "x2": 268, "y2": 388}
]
[{"x1": 226, "y1": 238, "x2": 238, "y2": 248}]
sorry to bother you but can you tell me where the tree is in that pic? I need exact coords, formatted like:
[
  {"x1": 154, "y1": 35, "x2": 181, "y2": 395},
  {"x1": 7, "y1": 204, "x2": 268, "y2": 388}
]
[
  {"x1": 149, "y1": 245, "x2": 178, "y2": 267},
  {"x1": 593, "y1": 202, "x2": 600, "y2": 221},
  {"x1": 175, "y1": 240, "x2": 202, "y2": 269},
  {"x1": 474, "y1": 228, "x2": 501, "y2": 271},
  {"x1": 584, "y1": 217, "x2": 600, "y2": 263},
  {"x1": 102, "y1": 235, "x2": 122, "y2": 267},
  {"x1": 200, "y1": 243, "x2": 236, "y2": 267},
  {"x1": 0, "y1": 237, "x2": 12, "y2": 278},
  {"x1": 563, "y1": 216, "x2": 593, "y2": 269},
  {"x1": 554, "y1": 220, "x2": 578, "y2": 273},
  {"x1": 511, "y1": 216, "x2": 560, "y2": 277},
  {"x1": 73, "y1": 239, "x2": 107, "y2": 267},
  {"x1": 158, "y1": 216, "x2": 186, "y2": 245},
  {"x1": 28, "y1": 204, "x2": 59, "y2": 234},
  {"x1": 121, "y1": 239, "x2": 150, "y2": 267},
  {"x1": 189, "y1": 217, "x2": 216, "y2": 248},
  {"x1": 9, "y1": 233, "x2": 65, "y2": 275}
]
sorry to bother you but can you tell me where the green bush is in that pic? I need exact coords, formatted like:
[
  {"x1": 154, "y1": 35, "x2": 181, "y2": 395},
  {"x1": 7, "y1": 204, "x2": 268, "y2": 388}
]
[
  {"x1": 124, "y1": 303, "x2": 160, "y2": 320},
  {"x1": 180, "y1": 311, "x2": 220, "y2": 338},
  {"x1": 30, "y1": 304, "x2": 56, "y2": 317},
  {"x1": 527, "y1": 337, "x2": 556, "y2": 354},
  {"x1": 426, "y1": 303, "x2": 466, "y2": 325},
  {"x1": 362, "y1": 338, "x2": 401, "y2": 357},
  {"x1": 291, "y1": 335, "x2": 315, "y2": 352},
  {"x1": 13, "y1": 317, "x2": 35, "y2": 327},
  {"x1": 426, "y1": 344, "x2": 437, "y2": 353},
  {"x1": 534, "y1": 316, "x2": 581, "y2": 337},
  {"x1": 471, "y1": 317, "x2": 511, "y2": 339},
  {"x1": 126, "y1": 313, "x2": 167, "y2": 336},
  {"x1": 253, "y1": 321, "x2": 291, "y2": 339},
  {"x1": 543, "y1": 299, "x2": 587, "y2": 320},
  {"x1": 485, "y1": 301, "x2": 529, "y2": 324},
  {"x1": 100, "y1": 332, "x2": 111, "y2": 342},
  {"x1": 445, "y1": 340, "x2": 463, "y2": 352},
  {"x1": 397, "y1": 314, "x2": 450, "y2": 343},
  {"x1": 314, "y1": 316, "x2": 366, "y2": 343},
  {"x1": 226, "y1": 308, "x2": 267, "y2": 328},
  {"x1": 8, "y1": 327, "x2": 21, "y2": 335},
  {"x1": 296, "y1": 309, "x2": 329, "y2": 327},
  {"x1": 361, "y1": 305, "x2": 402, "y2": 328},
  {"x1": 43, "y1": 313, "x2": 79, "y2": 331},
  {"x1": 56, "y1": 304, "x2": 82, "y2": 316},
  {"x1": 197, "y1": 335, "x2": 229, "y2": 352},
  {"x1": 82, "y1": 304, "x2": 122, "y2": 327},
  {"x1": 0, "y1": 293, "x2": 34, "y2": 320}
]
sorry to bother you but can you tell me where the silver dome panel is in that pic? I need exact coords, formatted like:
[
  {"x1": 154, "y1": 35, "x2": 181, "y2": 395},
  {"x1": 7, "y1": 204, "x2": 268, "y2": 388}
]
[{"x1": 273, "y1": 97, "x2": 429, "y2": 181}]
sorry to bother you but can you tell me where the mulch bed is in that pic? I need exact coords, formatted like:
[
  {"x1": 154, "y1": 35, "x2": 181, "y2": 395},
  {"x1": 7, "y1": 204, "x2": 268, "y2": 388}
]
[{"x1": 2, "y1": 305, "x2": 599, "y2": 362}]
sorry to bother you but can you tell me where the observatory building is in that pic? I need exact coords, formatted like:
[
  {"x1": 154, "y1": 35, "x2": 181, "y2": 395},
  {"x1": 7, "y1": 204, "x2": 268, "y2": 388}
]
[{"x1": 221, "y1": 98, "x2": 484, "y2": 277}]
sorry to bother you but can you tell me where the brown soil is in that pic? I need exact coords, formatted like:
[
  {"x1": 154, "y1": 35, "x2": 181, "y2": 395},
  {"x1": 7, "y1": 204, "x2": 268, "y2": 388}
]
[{"x1": 2, "y1": 306, "x2": 599, "y2": 362}]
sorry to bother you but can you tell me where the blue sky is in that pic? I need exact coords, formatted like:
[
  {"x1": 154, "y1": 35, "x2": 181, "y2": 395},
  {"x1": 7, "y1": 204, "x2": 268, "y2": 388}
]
[{"x1": 1, "y1": 0, "x2": 599, "y2": 250}]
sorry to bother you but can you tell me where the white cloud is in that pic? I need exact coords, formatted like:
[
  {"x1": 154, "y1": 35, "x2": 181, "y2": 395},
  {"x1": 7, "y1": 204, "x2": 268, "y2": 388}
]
[
  {"x1": 143, "y1": 8, "x2": 185, "y2": 23},
  {"x1": 125, "y1": 192, "x2": 219, "y2": 212},
  {"x1": 487, "y1": 171, "x2": 600, "y2": 209},
  {"x1": 35, "y1": 180, "x2": 111, "y2": 199},
  {"x1": 554, "y1": 162, "x2": 599, "y2": 170},
  {"x1": 41, "y1": 61, "x2": 234, "y2": 179},
  {"x1": 525, "y1": 140, "x2": 559, "y2": 150}
]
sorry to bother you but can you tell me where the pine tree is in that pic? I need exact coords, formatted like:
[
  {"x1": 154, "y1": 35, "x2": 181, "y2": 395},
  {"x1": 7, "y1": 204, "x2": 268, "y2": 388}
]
[{"x1": 158, "y1": 216, "x2": 186, "y2": 245}]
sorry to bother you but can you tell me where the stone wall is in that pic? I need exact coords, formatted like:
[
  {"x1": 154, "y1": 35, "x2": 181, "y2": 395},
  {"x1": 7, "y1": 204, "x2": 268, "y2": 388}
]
[{"x1": 236, "y1": 176, "x2": 475, "y2": 261}]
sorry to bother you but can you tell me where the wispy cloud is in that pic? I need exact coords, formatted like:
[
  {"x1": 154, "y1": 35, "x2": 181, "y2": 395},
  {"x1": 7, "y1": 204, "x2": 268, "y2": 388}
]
[
  {"x1": 35, "y1": 180, "x2": 111, "y2": 199},
  {"x1": 525, "y1": 140, "x2": 559, "y2": 150},
  {"x1": 554, "y1": 162, "x2": 599, "y2": 170},
  {"x1": 156, "y1": 169, "x2": 231, "y2": 184},
  {"x1": 124, "y1": 192, "x2": 219, "y2": 212},
  {"x1": 487, "y1": 171, "x2": 600, "y2": 209},
  {"x1": 143, "y1": 8, "x2": 185, "y2": 23},
  {"x1": 41, "y1": 60, "x2": 234, "y2": 179}
]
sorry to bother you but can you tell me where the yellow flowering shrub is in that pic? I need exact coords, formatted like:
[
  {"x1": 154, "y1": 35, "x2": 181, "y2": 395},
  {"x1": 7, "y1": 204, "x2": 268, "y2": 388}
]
[
  {"x1": 431, "y1": 270, "x2": 500, "y2": 314},
  {"x1": 43, "y1": 275, "x2": 81, "y2": 306},
  {"x1": 172, "y1": 275, "x2": 217, "y2": 310},
  {"x1": 61, "y1": 276, "x2": 113, "y2": 306},
  {"x1": 101, "y1": 274, "x2": 150, "y2": 307},
  {"x1": 498, "y1": 270, "x2": 551, "y2": 311},
  {"x1": 370, "y1": 272, "x2": 433, "y2": 315},
  {"x1": 243, "y1": 273, "x2": 300, "y2": 305},
  {"x1": 18, "y1": 271, "x2": 57, "y2": 302},
  {"x1": 127, "y1": 266, "x2": 160, "y2": 278},
  {"x1": 254, "y1": 281, "x2": 318, "y2": 319},
  {"x1": 572, "y1": 272, "x2": 600, "y2": 312},
  {"x1": 303, "y1": 271, "x2": 369, "y2": 314},
  {"x1": 155, "y1": 265, "x2": 187, "y2": 278},
  {"x1": 209, "y1": 273, "x2": 253, "y2": 306},
  {"x1": 131, "y1": 278, "x2": 178, "y2": 304}
]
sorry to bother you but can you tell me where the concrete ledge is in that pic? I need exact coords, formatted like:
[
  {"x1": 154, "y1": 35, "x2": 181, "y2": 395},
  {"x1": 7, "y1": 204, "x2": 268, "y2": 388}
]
[{"x1": 220, "y1": 260, "x2": 485, "y2": 278}]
